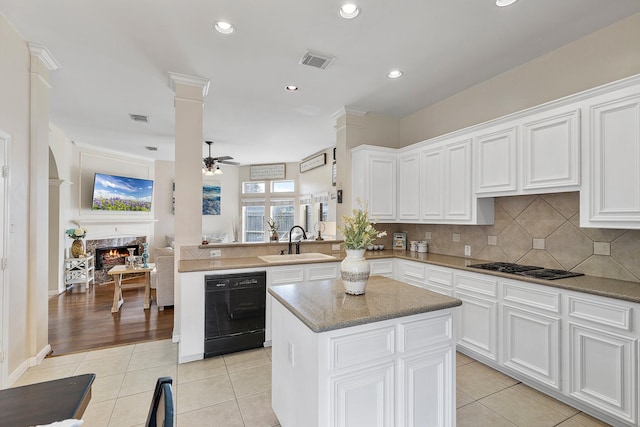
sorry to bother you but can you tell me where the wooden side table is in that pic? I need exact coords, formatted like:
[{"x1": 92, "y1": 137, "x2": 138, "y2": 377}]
[
  {"x1": 107, "y1": 263, "x2": 155, "y2": 313},
  {"x1": 64, "y1": 254, "x2": 95, "y2": 290}
]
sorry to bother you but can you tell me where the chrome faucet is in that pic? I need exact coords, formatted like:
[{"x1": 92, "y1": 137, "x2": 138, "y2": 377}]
[{"x1": 288, "y1": 225, "x2": 308, "y2": 254}]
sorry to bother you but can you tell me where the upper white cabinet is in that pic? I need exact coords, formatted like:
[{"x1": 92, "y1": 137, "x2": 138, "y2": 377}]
[
  {"x1": 581, "y1": 80, "x2": 640, "y2": 229},
  {"x1": 475, "y1": 106, "x2": 580, "y2": 197},
  {"x1": 351, "y1": 146, "x2": 397, "y2": 221},
  {"x1": 397, "y1": 150, "x2": 421, "y2": 221}
]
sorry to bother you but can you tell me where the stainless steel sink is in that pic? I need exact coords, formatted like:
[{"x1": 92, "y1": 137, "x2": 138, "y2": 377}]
[{"x1": 258, "y1": 253, "x2": 337, "y2": 263}]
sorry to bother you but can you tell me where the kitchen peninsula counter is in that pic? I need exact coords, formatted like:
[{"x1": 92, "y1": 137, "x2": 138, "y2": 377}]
[{"x1": 270, "y1": 276, "x2": 461, "y2": 427}]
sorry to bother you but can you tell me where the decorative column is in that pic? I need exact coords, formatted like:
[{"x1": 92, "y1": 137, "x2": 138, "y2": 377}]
[
  {"x1": 28, "y1": 43, "x2": 60, "y2": 362},
  {"x1": 168, "y1": 72, "x2": 210, "y2": 346}
]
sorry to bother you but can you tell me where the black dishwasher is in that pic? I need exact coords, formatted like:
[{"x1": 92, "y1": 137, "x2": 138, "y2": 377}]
[{"x1": 204, "y1": 271, "x2": 266, "y2": 358}]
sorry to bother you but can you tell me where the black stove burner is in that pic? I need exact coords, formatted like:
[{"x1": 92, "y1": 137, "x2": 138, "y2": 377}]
[
  {"x1": 468, "y1": 262, "x2": 584, "y2": 280},
  {"x1": 467, "y1": 262, "x2": 543, "y2": 274}
]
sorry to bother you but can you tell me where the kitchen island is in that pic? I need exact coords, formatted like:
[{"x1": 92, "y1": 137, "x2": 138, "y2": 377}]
[{"x1": 269, "y1": 276, "x2": 462, "y2": 427}]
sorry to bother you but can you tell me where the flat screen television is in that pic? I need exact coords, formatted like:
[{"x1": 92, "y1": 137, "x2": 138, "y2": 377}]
[{"x1": 91, "y1": 173, "x2": 154, "y2": 212}]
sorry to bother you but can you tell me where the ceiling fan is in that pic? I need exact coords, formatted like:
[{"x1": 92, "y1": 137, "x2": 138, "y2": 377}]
[{"x1": 202, "y1": 141, "x2": 239, "y2": 176}]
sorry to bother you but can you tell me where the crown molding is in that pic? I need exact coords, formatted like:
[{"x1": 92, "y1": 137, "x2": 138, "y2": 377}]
[
  {"x1": 331, "y1": 106, "x2": 368, "y2": 121},
  {"x1": 28, "y1": 43, "x2": 61, "y2": 71},
  {"x1": 168, "y1": 72, "x2": 211, "y2": 97}
]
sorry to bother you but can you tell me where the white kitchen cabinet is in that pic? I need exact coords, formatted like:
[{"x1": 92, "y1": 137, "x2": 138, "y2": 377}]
[
  {"x1": 581, "y1": 80, "x2": 640, "y2": 229},
  {"x1": 394, "y1": 259, "x2": 426, "y2": 288},
  {"x1": 455, "y1": 271, "x2": 499, "y2": 362},
  {"x1": 420, "y1": 138, "x2": 494, "y2": 224},
  {"x1": 266, "y1": 262, "x2": 340, "y2": 343},
  {"x1": 397, "y1": 150, "x2": 421, "y2": 221},
  {"x1": 369, "y1": 258, "x2": 394, "y2": 278},
  {"x1": 475, "y1": 106, "x2": 580, "y2": 197},
  {"x1": 566, "y1": 293, "x2": 638, "y2": 425},
  {"x1": 351, "y1": 145, "x2": 397, "y2": 221},
  {"x1": 425, "y1": 264, "x2": 454, "y2": 296},
  {"x1": 501, "y1": 280, "x2": 561, "y2": 390}
]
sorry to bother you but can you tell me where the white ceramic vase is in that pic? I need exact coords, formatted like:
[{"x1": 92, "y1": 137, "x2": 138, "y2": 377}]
[{"x1": 340, "y1": 249, "x2": 370, "y2": 295}]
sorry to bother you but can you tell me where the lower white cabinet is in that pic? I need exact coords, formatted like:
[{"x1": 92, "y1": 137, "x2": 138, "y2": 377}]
[
  {"x1": 394, "y1": 259, "x2": 426, "y2": 288},
  {"x1": 425, "y1": 265, "x2": 454, "y2": 296},
  {"x1": 369, "y1": 258, "x2": 394, "y2": 278},
  {"x1": 271, "y1": 299, "x2": 457, "y2": 427}
]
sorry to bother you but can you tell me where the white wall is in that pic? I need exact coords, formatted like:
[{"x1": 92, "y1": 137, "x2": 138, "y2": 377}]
[
  {"x1": 201, "y1": 165, "x2": 240, "y2": 243},
  {"x1": 153, "y1": 160, "x2": 175, "y2": 252},
  {"x1": 0, "y1": 14, "x2": 34, "y2": 380}
]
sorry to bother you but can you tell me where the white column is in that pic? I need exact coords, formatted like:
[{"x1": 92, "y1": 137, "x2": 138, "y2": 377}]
[
  {"x1": 28, "y1": 43, "x2": 59, "y2": 363},
  {"x1": 168, "y1": 72, "x2": 210, "y2": 346}
]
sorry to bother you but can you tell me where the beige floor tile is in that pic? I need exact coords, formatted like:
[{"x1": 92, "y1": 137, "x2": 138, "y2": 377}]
[
  {"x1": 456, "y1": 363, "x2": 513, "y2": 400},
  {"x1": 457, "y1": 402, "x2": 516, "y2": 427},
  {"x1": 224, "y1": 348, "x2": 271, "y2": 373},
  {"x1": 265, "y1": 346, "x2": 272, "y2": 360},
  {"x1": 456, "y1": 351, "x2": 475, "y2": 366},
  {"x1": 457, "y1": 388, "x2": 475, "y2": 408},
  {"x1": 511, "y1": 383, "x2": 580, "y2": 417},
  {"x1": 467, "y1": 361, "x2": 519, "y2": 387},
  {"x1": 564, "y1": 412, "x2": 613, "y2": 426},
  {"x1": 119, "y1": 364, "x2": 177, "y2": 397},
  {"x1": 92, "y1": 373, "x2": 125, "y2": 403},
  {"x1": 177, "y1": 356, "x2": 227, "y2": 384},
  {"x1": 237, "y1": 390, "x2": 280, "y2": 427},
  {"x1": 133, "y1": 339, "x2": 176, "y2": 353},
  {"x1": 128, "y1": 345, "x2": 178, "y2": 371},
  {"x1": 229, "y1": 364, "x2": 272, "y2": 398},
  {"x1": 75, "y1": 354, "x2": 132, "y2": 377},
  {"x1": 82, "y1": 398, "x2": 116, "y2": 427},
  {"x1": 177, "y1": 400, "x2": 244, "y2": 427},
  {"x1": 83, "y1": 344, "x2": 135, "y2": 361},
  {"x1": 479, "y1": 387, "x2": 572, "y2": 427},
  {"x1": 176, "y1": 374, "x2": 235, "y2": 414},
  {"x1": 11, "y1": 363, "x2": 79, "y2": 387},
  {"x1": 108, "y1": 391, "x2": 154, "y2": 427},
  {"x1": 36, "y1": 352, "x2": 87, "y2": 369}
]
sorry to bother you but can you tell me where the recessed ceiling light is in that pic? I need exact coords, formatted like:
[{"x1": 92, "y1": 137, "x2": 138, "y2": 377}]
[
  {"x1": 285, "y1": 85, "x2": 299, "y2": 92},
  {"x1": 214, "y1": 21, "x2": 235, "y2": 34},
  {"x1": 496, "y1": 0, "x2": 517, "y2": 6},
  {"x1": 339, "y1": 3, "x2": 360, "y2": 19},
  {"x1": 387, "y1": 70, "x2": 403, "y2": 79}
]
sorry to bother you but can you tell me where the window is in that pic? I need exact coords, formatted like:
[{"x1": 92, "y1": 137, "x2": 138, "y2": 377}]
[
  {"x1": 271, "y1": 180, "x2": 295, "y2": 193},
  {"x1": 270, "y1": 199, "x2": 295, "y2": 239},
  {"x1": 243, "y1": 181, "x2": 265, "y2": 194},
  {"x1": 242, "y1": 200, "x2": 265, "y2": 242},
  {"x1": 241, "y1": 180, "x2": 297, "y2": 243}
]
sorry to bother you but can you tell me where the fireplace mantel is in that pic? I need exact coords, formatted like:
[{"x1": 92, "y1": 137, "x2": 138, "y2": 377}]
[{"x1": 76, "y1": 219, "x2": 158, "y2": 225}]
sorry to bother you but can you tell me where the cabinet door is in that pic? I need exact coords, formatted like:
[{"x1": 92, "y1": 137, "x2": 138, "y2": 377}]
[
  {"x1": 369, "y1": 259, "x2": 394, "y2": 278},
  {"x1": 456, "y1": 291, "x2": 498, "y2": 361},
  {"x1": 569, "y1": 323, "x2": 637, "y2": 425},
  {"x1": 503, "y1": 304, "x2": 561, "y2": 390},
  {"x1": 397, "y1": 152, "x2": 420, "y2": 221},
  {"x1": 522, "y1": 108, "x2": 580, "y2": 192},
  {"x1": 395, "y1": 260, "x2": 425, "y2": 288},
  {"x1": 443, "y1": 139, "x2": 472, "y2": 221},
  {"x1": 331, "y1": 362, "x2": 395, "y2": 427},
  {"x1": 398, "y1": 347, "x2": 454, "y2": 427},
  {"x1": 420, "y1": 147, "x2": 443, "y2": 220},
  {"x1": 475, "y1": 126, "x2": 518, "y2": 195},
  {"x1": 582, "y1": 90, "x2": 640, "y2": 228},
  {"x1": 369, "y1": 155, "x2": 397, "y2": 221}
]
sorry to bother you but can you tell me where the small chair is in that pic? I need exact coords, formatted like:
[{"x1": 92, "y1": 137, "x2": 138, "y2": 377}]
[{"x1": 146, "y1": 377, "x2": 174, "y2": 427}]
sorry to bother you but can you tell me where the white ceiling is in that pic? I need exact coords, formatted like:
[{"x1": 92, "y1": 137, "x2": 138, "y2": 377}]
[{"x1": 2, "y1": 1, "x2": 639, "y2": 165}]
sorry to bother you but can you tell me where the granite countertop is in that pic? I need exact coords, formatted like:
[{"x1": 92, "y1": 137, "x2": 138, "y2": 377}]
[
  {"x1": 268, "y1": 276, "x2": 462, "y2": 333},
  {"x1": 179, "y1": 249, "x2": 640, "y2": 304}
]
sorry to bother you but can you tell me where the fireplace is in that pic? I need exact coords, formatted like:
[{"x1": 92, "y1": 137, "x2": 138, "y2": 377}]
[
  {"x1": 85, "y1": 236, "x2": 146, "y2": 284},
  {"x1": 95, "y1": 245, "x2": 140, "y2": 271}
]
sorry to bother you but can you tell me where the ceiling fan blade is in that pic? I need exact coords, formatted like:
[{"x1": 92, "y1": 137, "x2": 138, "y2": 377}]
[
  {"x1": 213, "y1": 155, "x2": 234, "y2": 162},
  {"x1": 218, "y1": 160, "x2": 240, "y2": 165}
]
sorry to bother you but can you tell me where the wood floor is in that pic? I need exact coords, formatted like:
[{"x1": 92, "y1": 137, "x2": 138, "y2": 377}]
[{"x1": 48, "y1": 278, "x2": 174, "y2": 356}]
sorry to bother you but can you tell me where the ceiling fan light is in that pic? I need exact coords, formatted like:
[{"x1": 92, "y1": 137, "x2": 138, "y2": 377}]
[
  {"x1": 213, "y1": 165, "x2": 223, "y2": 175},
  {"x1": 339, "y1": 3, "x2": 360, "y2": 19},
  {"x1": 387, "y1": 69, "x2": 403, "y2": 79}
]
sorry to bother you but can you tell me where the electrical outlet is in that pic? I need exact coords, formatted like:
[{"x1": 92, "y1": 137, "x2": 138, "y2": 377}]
[
  {"x1": 464, "y1": 245, "x2": 471, "y2": 257},
  {"x1": 425, "y1": 231, "x2": 432, "y2": 240},
  {"x1": 288, "y1": 342, "x2": 295, "y2": 366},
  {"x1": 453, "y1": 233, "x2": 461, "y2": 242},
  {"x1": 332, "y1": 244, "x2": 341, "y2": 251},
  {"x1": 209, "y1": 249, "x2": 222, "y2": 257}
]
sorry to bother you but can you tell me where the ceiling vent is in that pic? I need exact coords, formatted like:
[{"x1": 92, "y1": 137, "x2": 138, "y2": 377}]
[
  {"x1": 299, "y1": 51, "x2": 335, "y2": 70},
  {"x1": 129, "y1": 113, "x2": 149, "y2": 123},
  {"x1": 145, "y1": 146, "x2": 158, "y2": 151}
]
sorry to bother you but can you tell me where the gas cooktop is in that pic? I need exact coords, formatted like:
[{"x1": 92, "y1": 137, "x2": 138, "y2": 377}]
[{"x1": 468, "y1": 262, "x2": 584, "y2": 280}]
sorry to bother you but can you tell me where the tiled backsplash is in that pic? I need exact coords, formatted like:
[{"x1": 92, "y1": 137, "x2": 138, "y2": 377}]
[{"x1": 379, "y1": 192, "x2": 640, "y2": 282}]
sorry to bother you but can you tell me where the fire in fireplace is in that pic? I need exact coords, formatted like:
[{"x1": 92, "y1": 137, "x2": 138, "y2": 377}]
[{"x1": 95, "y1": 245, "x2": 140, "y2": 271}]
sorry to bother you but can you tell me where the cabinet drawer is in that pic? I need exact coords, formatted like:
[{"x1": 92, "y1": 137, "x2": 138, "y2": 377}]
[
  {"x1": 455, "y1": 272, "x2": 498, "y2": 298},
  {"x1": 502, "y1": 280, "x2": 560, "y2": 313},
  {"x1": 307, "y1": 264, "x2": 339, "y2": 281},
  {"x1": 426, "y1": 266, "x2": 453, "y2": 288},
  {"x1": 370, "y1": 259, "x2": 394, "y2": 276},
  {"x1": 270, "y1": 267, "x2": 304, "y2": 284},
  {"x1": 568, "y1": 295, "x2": 632, "y2": 331},
  {"x1": 400, "y1": 314, "x2": 453, "y2": 353},
  {"x1": 401, "y1": 262, "x2": 425, "y2": 280},
  {"x1": 330, "y1": 327, "x2": 395, "y2": 371}
]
